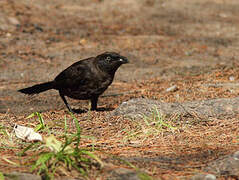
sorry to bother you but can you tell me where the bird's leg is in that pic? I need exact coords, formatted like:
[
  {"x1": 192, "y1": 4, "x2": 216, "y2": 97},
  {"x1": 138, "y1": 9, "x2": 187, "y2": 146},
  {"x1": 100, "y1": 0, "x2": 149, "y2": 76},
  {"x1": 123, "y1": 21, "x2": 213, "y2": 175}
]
[
  {"x1": 90, "y1": 96, "x2": 98, "y2": 111},
  {"x1": 59, "y1": 92, "x2": 74, "y2": 113}
]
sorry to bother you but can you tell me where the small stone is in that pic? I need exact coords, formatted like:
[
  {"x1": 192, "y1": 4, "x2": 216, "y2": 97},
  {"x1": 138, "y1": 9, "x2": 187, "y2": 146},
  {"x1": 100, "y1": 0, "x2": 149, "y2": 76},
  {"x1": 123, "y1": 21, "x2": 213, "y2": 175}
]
[
  {"x1": 166, "y1": 85, "x2": 178, "y2": 92},
  {"x1": 190, "y1": 173, "x2": 216, "y2": 180},
  {"x1": 205, "y1": 174, "x2": 216, "y2": 180},
  {"x1": 6, "y1": 33, "x2": 11, "y2": 37},
  {"x1": 8, "y1": 17, "x2": 20, "y2": 25},
  {"x1": 233, "y1": 151, "x2": 239, "y2": 160},
  {"x1": 6, "y1": 172, "x2": 41, "y2": 180},
  {"x1": 229, "y1": 76, "x2": 235, "y2": 81},
  {"x1": 79, "y1": 38, "x2": 87, "y2": 45}
]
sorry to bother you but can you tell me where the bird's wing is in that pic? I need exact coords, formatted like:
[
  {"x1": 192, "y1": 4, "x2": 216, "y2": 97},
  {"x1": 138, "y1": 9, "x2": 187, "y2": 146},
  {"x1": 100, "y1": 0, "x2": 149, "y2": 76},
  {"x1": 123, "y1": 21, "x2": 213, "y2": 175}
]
[{"x1": 54, "y1": 59, "x2": 92, "y2": 88}]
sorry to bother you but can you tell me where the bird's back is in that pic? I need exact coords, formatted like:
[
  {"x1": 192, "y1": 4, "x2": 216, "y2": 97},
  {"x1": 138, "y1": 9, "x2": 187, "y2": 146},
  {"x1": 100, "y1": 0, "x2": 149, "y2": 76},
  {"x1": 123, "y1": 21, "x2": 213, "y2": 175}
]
[{"x1": 54, "y1": 57, "x2": 113, "y2": 100}]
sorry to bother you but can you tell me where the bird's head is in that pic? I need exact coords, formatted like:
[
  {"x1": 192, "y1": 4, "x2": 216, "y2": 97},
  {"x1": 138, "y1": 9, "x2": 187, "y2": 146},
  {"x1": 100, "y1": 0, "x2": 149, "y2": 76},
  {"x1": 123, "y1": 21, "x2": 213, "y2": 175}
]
[{"x1": 96, "y1": 52, "x2": 129, "y2": 75}]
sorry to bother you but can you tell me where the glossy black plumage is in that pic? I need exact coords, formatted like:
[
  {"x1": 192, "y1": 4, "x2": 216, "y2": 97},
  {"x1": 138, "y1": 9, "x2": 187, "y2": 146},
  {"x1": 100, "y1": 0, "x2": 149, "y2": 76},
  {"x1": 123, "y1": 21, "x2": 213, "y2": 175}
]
[{"x1": 18, "y1": 52, "x2": 129, "y2": 113}]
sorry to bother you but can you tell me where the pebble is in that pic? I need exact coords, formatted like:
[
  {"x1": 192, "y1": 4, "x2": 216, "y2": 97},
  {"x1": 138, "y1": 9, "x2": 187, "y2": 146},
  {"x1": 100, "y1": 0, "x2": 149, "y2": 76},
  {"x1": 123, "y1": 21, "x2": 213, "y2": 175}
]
[
  {"x1": 166, "y1": 85, "x2": 178, "y2": 92},
  {"x1": 233, "y1": 151, "x2": 239, "y2": 160},
  {"x1": 229, "y1": 76, "x2": 235, "y2": 81},
  {"x1": 8, "y1": 17, "x2": 20, "y2": 25}
]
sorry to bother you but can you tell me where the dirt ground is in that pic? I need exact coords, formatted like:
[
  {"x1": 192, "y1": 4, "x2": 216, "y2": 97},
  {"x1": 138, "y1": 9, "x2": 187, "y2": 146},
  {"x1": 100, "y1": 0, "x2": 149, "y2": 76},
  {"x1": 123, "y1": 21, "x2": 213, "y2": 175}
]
[{"x1": 1, "y1": 0, "x2": 239, "y2": 179}]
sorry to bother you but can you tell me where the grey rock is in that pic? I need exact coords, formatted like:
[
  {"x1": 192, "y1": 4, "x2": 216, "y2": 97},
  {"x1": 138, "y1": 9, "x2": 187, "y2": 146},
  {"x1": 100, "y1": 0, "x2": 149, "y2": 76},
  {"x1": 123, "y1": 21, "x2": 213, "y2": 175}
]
[
  {"x1": 111, "y1": 97, "x2": 239, "y2": 119},
  {"x1": 190, "y1": 174, "x2": 216, "y2": 180},
  {"x1": 5, "y1": 172, "x2": 41, "y2": 180},
  {"x1": 203, "y1": 151, "x2": 239, "y2": 177},
  {"x1": 107, "y1": 168, "x2": 141, "y2": 180},
  {"x1": 4, "y1": 172, "x2": 80, "y2": 180}
]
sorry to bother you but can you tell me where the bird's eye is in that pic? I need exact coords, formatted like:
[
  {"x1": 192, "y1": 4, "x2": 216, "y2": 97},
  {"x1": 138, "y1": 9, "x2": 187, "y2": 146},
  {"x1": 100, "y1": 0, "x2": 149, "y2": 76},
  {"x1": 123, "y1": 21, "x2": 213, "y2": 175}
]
[{"x1": 105, "y1": 56, "x2": 111, "y2": 63}]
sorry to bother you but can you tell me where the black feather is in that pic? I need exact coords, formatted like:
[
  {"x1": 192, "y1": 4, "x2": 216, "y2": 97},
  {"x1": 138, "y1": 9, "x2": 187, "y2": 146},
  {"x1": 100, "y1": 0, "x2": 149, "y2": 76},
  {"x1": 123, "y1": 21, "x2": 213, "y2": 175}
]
[{"x1": 18, "y1": 81, "x2": 54, "y2": 95}]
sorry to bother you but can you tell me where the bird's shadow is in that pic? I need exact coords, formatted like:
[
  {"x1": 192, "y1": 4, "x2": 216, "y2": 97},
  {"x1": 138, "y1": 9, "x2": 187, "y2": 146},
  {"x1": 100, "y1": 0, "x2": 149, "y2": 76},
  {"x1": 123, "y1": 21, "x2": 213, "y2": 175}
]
[
  {"x1": 72, "y1": 107, "x2": 114, "y2": 114},
  {"x1": 72, "y1": 109, "x2": 87, "y2": 114},
  {"x1": 95, "y1": 107, "x2": 114, "y2": 112}
]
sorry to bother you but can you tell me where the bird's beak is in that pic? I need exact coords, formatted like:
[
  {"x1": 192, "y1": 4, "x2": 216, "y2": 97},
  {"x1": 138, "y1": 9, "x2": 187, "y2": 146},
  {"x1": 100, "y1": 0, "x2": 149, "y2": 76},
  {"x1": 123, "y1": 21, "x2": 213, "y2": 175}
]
[{"x1": 119, "y1": 56, "x2": 129, "y2": 64}]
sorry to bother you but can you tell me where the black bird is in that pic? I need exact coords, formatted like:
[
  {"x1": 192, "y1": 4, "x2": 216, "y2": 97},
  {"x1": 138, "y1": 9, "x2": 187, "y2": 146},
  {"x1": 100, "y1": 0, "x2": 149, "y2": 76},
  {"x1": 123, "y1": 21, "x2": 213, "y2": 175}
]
[{"x1": 18, "y1": 52, "x2": 129, "y2": 113}]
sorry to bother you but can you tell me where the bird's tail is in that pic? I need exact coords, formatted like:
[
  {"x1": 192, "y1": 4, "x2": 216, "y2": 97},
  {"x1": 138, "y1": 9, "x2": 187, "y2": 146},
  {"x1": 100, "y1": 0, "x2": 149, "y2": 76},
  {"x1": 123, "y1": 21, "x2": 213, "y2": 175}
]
[{"x1": 18, "y1": 81, "x2": 55, "y2": 95}]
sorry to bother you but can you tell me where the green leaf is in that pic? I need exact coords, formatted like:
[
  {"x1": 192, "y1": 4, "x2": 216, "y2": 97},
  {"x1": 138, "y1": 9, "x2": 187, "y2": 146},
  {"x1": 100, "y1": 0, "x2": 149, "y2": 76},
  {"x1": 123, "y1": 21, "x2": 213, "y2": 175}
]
[
  {"x1": 45, "y1": 135, "x2": 63, "y2": 153},
  {"x1": 70, "y1": 113, "x2": 81, "y2": 149},
  {"x1": 31, "y1": 152, "x2": 53, "y2": 171},
  {"x1": 138, "y1": 172, "x2": 153, "y2": 180},
  {"x1": 35, "y1": 124, "x2": 43, "y2": 132},
  {"x1": 17, "y1": 142, "x2": 40, "y2": 156},
  {"x1": 0, "y1": 172, "x2": 4, "y2": 180},
  {"x1": 36, "y1": 112, "x2": 44, "y2": 126},
  {"x1": 45, "y1": 135, "x2": 74, "y2": 153},
  {"x1": 82, "y1": 150, "x2": 103, "y2": 168},
  {"x1": 26, "y1": 112, "x2": 36, "y2": 119},
  {"x1": 27, "y1": 112, "x2": 47, "y2": 132}
]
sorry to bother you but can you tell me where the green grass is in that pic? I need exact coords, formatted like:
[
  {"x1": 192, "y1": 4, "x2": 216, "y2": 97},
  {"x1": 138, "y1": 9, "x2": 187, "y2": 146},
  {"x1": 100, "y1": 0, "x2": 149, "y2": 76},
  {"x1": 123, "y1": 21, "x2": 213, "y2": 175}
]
[
  {"x1": 20, "y1": 112, "x2": 103, "y2": 179},
  {"x1": 0, "y1": 125, "x2": 10, "y2": 137},
  {"x1": 0, "y1": 172, "x2": 4, "y2": 180},
  {"x1": 112, "y1": 156, "x2": 154, "y2": 180},
  {"x1": 27, "y1": 112, "x2": 50, "y2": 133},
  {"x1": 0, "y1": 124, "x2": 14, "y2": 149},
  {"x1": 123, "y1": 106, "x2": 177, "y2": 141}
]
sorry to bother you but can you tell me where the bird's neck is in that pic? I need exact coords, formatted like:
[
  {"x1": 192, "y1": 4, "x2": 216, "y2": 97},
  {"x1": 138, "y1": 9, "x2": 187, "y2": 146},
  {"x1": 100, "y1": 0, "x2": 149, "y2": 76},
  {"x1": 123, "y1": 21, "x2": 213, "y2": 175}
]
[{"x1": 97, "y1": 63, "x2": 118, "y2": 76}]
